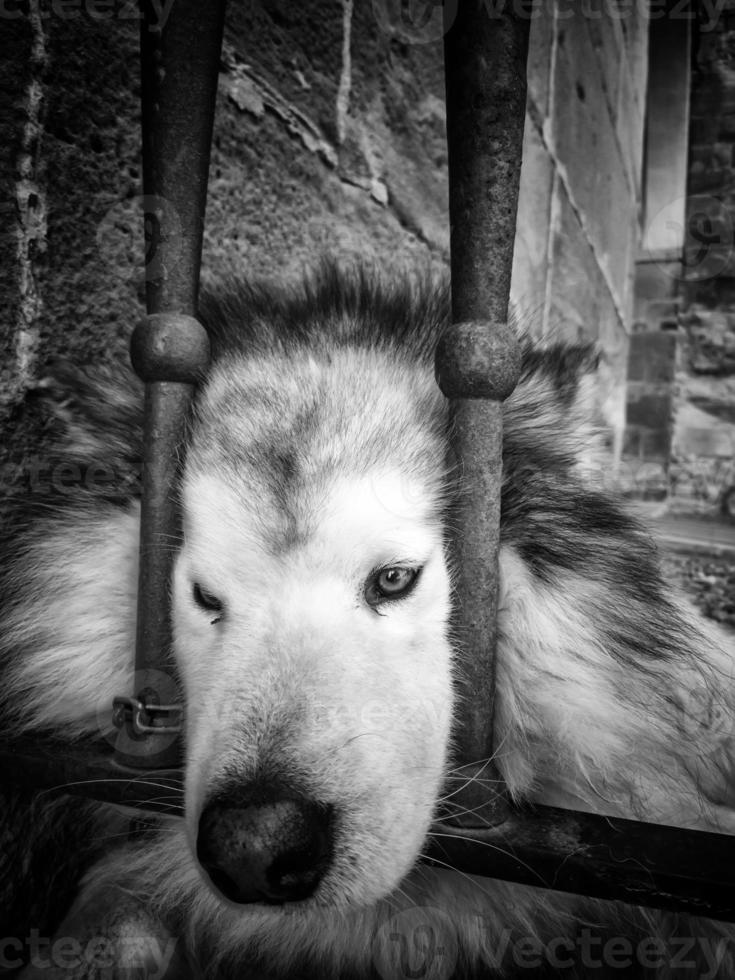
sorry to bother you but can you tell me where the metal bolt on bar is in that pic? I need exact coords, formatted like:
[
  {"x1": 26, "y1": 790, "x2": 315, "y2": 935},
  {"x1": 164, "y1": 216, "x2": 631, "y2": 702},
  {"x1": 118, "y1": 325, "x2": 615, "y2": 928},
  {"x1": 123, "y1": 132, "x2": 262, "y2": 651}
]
[
  {"x1": 113, "y1": 0, "x2": 226, "y2": 767},
  {"x1": 433, "y1": 1, "x2": 530, "y2": 827}
]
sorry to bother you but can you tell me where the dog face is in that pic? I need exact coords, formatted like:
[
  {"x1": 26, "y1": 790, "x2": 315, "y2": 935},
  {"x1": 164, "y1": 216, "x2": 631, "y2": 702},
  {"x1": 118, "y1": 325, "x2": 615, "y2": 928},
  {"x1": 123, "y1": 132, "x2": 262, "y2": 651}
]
[{"x1": 172, "y1": 346, "x2": 454, "y2": 910}]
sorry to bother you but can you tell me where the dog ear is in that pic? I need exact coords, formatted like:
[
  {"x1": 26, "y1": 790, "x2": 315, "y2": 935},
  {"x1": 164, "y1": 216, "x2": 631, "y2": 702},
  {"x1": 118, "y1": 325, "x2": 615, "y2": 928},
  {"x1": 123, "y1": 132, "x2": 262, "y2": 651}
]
[
  {"x1": 503, "y1": 336, "x2": 606, "y2": 477},
  {"x1": 518, "y1": 339, "x2": 600, "y2": 410}
]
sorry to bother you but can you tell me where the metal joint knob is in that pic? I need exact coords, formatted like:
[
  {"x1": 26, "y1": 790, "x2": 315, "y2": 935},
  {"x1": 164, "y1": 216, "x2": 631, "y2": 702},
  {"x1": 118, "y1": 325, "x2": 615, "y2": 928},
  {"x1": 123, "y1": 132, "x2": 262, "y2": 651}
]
[
  {"x1": 435, "y1": 319, "x2": 521, "y2": 401},
  {"x1": 131, "y1": 312, "x2": 210, "y2": 384}
]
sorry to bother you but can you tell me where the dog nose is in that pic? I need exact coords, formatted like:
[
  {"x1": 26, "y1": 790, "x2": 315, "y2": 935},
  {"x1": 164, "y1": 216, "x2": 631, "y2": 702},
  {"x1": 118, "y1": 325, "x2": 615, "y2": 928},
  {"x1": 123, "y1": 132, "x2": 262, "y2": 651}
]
[{"x1": 196, "y1": 791, "x2": 333, "y2": 904}]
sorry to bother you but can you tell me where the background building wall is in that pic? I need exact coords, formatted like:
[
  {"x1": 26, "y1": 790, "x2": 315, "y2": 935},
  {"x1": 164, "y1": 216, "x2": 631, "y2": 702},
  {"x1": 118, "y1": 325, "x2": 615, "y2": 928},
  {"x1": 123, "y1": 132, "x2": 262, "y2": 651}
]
[
  {"x1": 670, "y1": 13, "x2": 735, "y2": 509},
  {"x1": 623, "y1": 8, "x2": 691, "y2": 499},
  {"x1": 1, "y1": 0, "x2": 648, "y2": 492},
  {"x1": 1, "y1": 1, "x2": 451, "y2": 501}
]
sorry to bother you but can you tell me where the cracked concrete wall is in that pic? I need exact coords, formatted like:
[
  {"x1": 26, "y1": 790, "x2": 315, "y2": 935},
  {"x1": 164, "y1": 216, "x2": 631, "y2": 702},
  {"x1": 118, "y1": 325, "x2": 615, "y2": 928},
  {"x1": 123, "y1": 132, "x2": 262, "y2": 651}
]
[
  {"x1": 1, "y1": 9, "x2": 45, "y2": 474},
  {"x1": 1, "y1": 5, "x2": 143, "y2": 498},
  {"x1": 12, "y1": 4, "x2": 47, "y2": 412},
  {"x1": 207, "y1": 1, "x2": 450, "y2": 280}
]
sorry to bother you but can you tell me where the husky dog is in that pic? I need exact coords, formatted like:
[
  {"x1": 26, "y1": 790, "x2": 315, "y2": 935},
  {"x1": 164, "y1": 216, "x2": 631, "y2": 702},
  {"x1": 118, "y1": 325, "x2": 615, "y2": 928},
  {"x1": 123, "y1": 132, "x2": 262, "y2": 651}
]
[{"x1": 2, "y1": 266, "x2": 735, "y2": 979}]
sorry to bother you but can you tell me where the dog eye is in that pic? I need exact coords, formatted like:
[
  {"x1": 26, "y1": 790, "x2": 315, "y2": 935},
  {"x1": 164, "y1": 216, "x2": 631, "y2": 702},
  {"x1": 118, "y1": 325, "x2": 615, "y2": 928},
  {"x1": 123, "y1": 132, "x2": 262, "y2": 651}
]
[
  {"x1": 192, "y1": 582, "x2": 224, "y2": 620},
  {"x1": 365, "y1": 566, "x2": 421, "y2": 607}
]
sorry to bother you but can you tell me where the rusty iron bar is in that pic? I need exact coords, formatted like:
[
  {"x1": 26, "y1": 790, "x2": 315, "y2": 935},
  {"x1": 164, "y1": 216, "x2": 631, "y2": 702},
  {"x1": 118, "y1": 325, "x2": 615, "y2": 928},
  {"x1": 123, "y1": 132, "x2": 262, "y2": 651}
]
[
  {"x1": 3, "y1": 734, "x2": 735, "y2": 922},
  {"x1": 114, "y1": 0, "x2": 225, "y2": 767},
  {"x1": 433, "y1": 3, "x2": 530, "y2": 825}
]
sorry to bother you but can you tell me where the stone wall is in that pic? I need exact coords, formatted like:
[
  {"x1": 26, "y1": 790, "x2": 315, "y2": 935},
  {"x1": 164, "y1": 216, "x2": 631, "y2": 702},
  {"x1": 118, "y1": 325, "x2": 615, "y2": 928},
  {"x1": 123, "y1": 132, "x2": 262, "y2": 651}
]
[
  {"x1": 670, "y1": 9, "x2": 735, "y2": 510},
  {"x1": 622, "y1": 5, "x2": 691, "y2": 499},
  {"x1": 1, "y1": 2, "x2": 455, "y2": 490},
  {"x1": 625, "y1": 329, "x2": 677, "y2": 499},
  {"x1": 1, "y1": 0, "x2": 648, "y2": 490}
]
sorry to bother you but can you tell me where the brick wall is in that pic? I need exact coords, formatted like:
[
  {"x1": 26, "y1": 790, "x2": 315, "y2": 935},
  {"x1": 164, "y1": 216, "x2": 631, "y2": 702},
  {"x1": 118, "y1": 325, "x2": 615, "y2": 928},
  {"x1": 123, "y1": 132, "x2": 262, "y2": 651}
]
[
  {"x1": 669, "y1": 10, "x2": 735, "y2": 510},
  {"x1": 621, "y1": 7, "x2": 692, "y2": 499},
  {"x1": 625, "y1": 330, "x2": 678, "y2": 498}
]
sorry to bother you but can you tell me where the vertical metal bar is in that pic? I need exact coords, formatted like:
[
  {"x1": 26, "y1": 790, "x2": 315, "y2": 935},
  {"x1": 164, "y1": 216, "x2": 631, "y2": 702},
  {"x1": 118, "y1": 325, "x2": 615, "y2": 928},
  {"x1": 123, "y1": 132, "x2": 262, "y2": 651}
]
[
  {"x1": 114, "y1": 0, "x2": 226, "y2": 767},
  {"x1": 434, "y1": 2, "x2": 530, "y2": 825}
]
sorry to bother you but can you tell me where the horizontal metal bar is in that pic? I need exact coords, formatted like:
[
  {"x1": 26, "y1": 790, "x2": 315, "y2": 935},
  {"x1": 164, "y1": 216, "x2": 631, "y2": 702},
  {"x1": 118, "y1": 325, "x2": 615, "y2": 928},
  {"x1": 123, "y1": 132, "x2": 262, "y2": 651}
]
[
  {"x1": 426, "y1": 813, "x2": 735, "y2": 923},
  {"x1": 2, "y1": 737, "x2": 734, "y2": 922},
  {"x1": 0, "y1": 738, "x2": 182, "y2": 814}
]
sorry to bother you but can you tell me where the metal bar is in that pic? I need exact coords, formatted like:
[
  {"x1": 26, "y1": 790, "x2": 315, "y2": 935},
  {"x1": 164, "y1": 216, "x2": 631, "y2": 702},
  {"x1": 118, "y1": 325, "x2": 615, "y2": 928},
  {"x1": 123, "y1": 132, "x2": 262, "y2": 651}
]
[
  {"x1": 424, "y1": 805, "x2": 735, "y2": 922},
  {"x1": 114, "y1": 0, "x2": 226, "y2": 767},
  {"x1": 0, "y1": 739, "x2": 182, "y2": 814},
  {"x1": 434, "y1": 2, "x2": 530, "y2": 823},
  {"x1": 2, "y1": 737, "x2": 734, "y2": 922}
]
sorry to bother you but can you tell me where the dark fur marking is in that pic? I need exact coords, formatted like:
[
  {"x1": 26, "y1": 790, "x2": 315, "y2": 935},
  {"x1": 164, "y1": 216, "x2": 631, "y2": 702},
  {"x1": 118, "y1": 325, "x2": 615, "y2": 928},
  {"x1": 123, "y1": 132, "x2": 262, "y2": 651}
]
[
  {"x1": 518, "y1": 342, "x2": 598, "y2": 407},
  {"x1": 501, "y1": 463, "x2": 688, "y2": 667},
  {"x1": 199, "y1": 263, "x2": 448, "y2": 366},
  {"x1": 4, "y1": 265, "x2": 677, "y2": 667}
]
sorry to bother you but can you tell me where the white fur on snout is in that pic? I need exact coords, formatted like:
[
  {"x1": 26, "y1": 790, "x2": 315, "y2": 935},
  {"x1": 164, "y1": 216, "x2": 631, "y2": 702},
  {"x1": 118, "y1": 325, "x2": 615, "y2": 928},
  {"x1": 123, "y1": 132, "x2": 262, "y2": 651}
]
[{"x1": 173, "y1": 468, "x2": 453, "y2": 908}]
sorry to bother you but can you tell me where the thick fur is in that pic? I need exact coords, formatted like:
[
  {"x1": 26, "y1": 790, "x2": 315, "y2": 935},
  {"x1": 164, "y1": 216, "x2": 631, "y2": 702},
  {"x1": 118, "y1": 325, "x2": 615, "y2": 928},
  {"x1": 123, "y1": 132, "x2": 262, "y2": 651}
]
[{"x1": 2, "y1": 266, "x2": 735, "y2": 979}]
